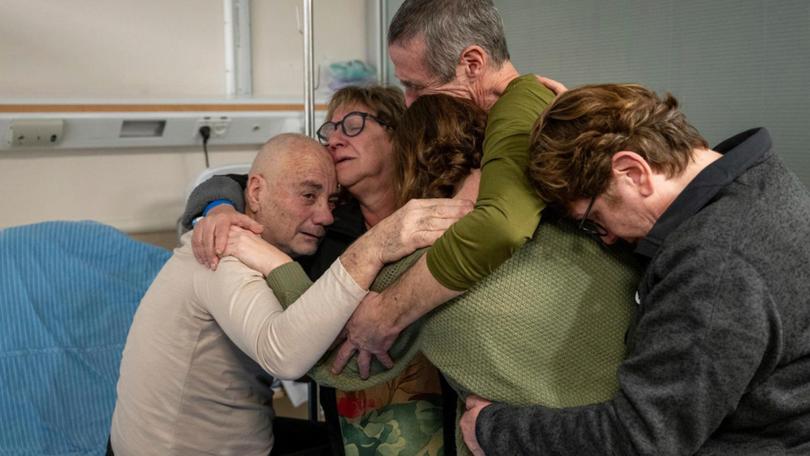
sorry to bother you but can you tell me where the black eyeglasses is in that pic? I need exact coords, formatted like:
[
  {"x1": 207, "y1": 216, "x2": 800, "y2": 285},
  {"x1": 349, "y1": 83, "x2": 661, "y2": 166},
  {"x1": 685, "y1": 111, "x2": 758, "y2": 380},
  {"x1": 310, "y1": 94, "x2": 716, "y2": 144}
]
[
  {"x1": 578, "y1": 195, "x2": 608, "y2": 238},
  {"x1": 316, "y1": 111, "x2": 390, "y2": 145}
]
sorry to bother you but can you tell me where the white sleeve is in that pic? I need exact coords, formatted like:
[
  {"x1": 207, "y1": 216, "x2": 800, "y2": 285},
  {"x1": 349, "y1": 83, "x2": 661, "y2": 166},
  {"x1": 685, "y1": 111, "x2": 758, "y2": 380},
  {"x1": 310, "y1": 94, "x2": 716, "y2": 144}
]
[{"x1": 195, "y1": 257, "x2": 366, "y2": 380}]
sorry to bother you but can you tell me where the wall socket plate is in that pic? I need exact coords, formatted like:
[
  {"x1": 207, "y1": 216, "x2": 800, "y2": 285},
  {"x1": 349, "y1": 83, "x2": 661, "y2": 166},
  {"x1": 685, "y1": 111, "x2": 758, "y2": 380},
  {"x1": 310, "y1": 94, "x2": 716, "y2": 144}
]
[
  {"x1": 9, "y1": 119, "x2": 64, "y2": 146},
  {"x1": 196, "y1": 116, "x2": 231, "y2": 138}
]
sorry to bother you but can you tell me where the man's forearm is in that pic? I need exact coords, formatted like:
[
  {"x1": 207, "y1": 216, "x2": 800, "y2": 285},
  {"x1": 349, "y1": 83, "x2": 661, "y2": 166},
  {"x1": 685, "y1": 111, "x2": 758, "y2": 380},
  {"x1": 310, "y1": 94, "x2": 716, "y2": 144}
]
[
  {"x1": 338, "y1": 234, "x2": 385, "y2": 290},
  {"x1": 381, "y1": 255, "x2": 462, "y2": 333},
  {"x1": 340, "y1": 198, "x2": 475, "y2": 290}
]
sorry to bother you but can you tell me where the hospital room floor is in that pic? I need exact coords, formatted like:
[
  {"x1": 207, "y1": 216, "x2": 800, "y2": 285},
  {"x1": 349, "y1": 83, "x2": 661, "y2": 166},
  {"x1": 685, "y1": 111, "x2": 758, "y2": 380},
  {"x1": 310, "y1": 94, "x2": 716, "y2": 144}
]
[{"x1": 129, "y1": 229, "x2": 313, "y2": 421}]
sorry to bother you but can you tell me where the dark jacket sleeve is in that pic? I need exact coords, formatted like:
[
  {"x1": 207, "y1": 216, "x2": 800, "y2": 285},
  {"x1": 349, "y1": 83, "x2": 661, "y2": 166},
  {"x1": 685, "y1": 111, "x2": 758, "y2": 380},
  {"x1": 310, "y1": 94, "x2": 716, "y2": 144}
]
[
  {"x1": 476, "y1": 246, "x2": 776, "y2": 456},
  {"x1": 179, "y1": 174, "x2": 248, "y2": 229}
]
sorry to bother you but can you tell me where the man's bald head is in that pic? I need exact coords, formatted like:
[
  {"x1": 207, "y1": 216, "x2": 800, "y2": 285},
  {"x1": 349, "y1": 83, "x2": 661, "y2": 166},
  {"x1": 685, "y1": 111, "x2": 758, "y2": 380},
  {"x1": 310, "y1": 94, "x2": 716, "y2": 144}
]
[
  {"x1": 250, "y1": 133, "x2": 330, "y2": 183},
  {"x1": 245, "y1": 133, "x2": 338, "y2": 257}
]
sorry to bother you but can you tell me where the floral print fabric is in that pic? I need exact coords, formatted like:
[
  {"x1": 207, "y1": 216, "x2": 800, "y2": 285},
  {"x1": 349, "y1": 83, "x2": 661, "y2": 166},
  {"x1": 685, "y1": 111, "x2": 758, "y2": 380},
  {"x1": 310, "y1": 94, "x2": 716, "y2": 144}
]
[{"x1": 337, "y1": 354, "x2": 444, "y2": 456}]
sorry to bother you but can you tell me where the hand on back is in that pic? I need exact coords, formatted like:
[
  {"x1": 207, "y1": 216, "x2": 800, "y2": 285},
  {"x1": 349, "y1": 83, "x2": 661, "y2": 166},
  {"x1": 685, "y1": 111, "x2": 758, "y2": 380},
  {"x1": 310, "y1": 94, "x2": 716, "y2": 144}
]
[
  {"x1": 460, "y1": 395, "x2": 492, "y2": 456},
  {"x1": 535, "y1": 75, "x2": 568, "y2": 96}
]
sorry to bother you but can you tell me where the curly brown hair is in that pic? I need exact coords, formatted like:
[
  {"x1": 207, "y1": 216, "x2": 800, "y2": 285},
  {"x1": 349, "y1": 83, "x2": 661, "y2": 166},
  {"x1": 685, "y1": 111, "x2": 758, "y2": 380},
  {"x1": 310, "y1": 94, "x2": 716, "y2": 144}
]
[
  {"x1": 528, "y1": 83, "x2": 708, "y2": 207},
  {"x1": 393, "y1": 94, "x2": 487, "y2": 206}
]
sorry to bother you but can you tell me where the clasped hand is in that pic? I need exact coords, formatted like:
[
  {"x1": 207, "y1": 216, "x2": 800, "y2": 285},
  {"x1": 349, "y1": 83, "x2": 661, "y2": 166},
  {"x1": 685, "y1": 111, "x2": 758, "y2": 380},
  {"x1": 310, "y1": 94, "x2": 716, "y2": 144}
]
[
  {"x1": 192, "y1": 205, "x2": 263, "y2": 270},
  {"x1": 330, "y1": 291, "x2": 397, "y2": 379}
]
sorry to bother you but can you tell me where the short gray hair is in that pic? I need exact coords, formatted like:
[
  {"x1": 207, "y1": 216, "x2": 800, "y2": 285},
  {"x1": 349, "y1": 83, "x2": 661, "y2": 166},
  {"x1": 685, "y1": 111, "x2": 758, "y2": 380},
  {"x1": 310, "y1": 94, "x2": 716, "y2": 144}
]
[{"x1": 388, "y1": 0, "x2": 510, "y2": 84}]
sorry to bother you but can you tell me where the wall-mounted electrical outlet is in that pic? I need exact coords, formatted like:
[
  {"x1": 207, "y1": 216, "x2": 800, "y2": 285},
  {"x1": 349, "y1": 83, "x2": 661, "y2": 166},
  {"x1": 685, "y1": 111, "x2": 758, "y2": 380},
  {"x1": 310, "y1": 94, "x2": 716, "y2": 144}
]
[
  {"x1": 8, "y1": 119, "x2": 64, "y2": 147},
  {"x1": 196, "y1": 116, "x2": 231, "y2": 138}
]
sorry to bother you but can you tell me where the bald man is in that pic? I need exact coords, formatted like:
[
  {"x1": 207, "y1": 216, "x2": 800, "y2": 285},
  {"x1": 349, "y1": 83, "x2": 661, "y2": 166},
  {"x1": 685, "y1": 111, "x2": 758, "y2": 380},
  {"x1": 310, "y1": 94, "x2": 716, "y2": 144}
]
[{"x1": 110, "y1": 134, "x2": 469, "y2": 455}]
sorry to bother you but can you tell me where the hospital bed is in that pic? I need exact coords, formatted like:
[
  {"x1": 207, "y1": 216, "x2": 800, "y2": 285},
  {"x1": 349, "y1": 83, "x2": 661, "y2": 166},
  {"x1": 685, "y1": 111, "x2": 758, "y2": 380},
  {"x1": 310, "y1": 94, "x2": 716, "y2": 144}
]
[{"x1": 0, "y1": 220, "x2": 171, "y2": 455}]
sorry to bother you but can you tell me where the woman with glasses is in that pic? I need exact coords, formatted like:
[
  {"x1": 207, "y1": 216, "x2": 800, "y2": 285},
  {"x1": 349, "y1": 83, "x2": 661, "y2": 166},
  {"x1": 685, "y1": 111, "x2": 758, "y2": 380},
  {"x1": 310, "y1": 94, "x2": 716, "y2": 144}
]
[
  {"x1": 310, "y1": 86, "x2": 450, "y2": 455},
  {"x1": 225, "y1": 93, "x2": 642, "y2": 455}
]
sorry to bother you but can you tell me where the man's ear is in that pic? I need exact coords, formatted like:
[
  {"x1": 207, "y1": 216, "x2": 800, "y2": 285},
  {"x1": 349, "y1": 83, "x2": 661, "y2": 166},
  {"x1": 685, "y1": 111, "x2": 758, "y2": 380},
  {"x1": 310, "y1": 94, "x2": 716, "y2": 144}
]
[
  {"x1": 611, "y1": 151, "x2": 654, "y2": 197},
  {"x1": 246, "y1": 174, "x2": 266, "y2": 213},
  {"x1": 459, "y1": 45, "x2": 486, "y2": 80}
]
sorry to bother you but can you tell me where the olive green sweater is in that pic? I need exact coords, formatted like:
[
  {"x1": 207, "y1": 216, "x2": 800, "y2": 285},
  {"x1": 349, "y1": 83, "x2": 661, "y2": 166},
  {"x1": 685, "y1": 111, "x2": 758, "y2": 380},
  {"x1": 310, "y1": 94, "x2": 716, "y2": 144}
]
[
  {"x1": 267, "y1": 219, "x2": 640, "y2": 408},
  {"x1": 426, "y1": 74, "x2": 554, "y2": 290}
]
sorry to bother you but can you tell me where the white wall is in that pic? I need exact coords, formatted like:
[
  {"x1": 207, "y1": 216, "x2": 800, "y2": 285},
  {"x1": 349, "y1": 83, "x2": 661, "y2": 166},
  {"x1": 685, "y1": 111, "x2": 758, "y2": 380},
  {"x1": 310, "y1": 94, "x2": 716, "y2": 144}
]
[
  {"x1": 0, "y1": 0, "x2": 371, "y2": 232},
  {"x1": 252, "y1": 0, "x2": 373, "y2": 97}
]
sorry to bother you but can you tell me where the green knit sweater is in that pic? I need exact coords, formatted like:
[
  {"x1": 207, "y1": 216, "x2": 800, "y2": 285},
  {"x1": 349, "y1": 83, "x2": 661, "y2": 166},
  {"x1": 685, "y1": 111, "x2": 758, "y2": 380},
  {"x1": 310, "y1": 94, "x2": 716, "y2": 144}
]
[{"x1": 266, "y1": 219, "x2": 640, "y2": 408}]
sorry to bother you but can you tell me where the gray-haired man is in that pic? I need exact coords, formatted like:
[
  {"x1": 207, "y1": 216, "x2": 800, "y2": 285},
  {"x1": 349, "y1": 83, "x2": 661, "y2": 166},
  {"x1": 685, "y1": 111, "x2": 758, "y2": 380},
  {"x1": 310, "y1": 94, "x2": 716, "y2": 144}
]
[{"x1": 332, "y1": 0, "x2": 561, "y2": 379}]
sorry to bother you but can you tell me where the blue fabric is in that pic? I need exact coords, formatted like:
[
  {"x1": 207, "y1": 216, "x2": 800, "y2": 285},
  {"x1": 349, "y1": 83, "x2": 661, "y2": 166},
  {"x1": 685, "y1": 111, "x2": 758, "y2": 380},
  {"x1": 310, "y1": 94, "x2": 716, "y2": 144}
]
[{"x1": 0, "y1": 221, "x2": 171, "y2": 456}]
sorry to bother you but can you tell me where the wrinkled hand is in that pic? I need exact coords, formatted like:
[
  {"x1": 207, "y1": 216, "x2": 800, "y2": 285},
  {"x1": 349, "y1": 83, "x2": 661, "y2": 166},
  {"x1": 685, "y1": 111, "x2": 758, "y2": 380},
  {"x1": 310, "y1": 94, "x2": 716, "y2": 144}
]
[
  {"x1": 369, "y1": 198, "x2": 473, "y2": 265},
  {"x1": 222, "y1": 226, "x2": 291, "y2": 276},
  {"x1": 192, "y1": 204, "x2": 263, "y2": 270},
  {"x1": 535, "y1": 75, "x2": 568, "y2": 96},
  {"x1": 331, "y1": 292, "x2": 398, "y2": 379},
  {"x1": 460, "y1": 395, "x2": 492, "y2": 456},
  {"x1": 331, "y1": 342, "x2": 394, "y2": 380}
]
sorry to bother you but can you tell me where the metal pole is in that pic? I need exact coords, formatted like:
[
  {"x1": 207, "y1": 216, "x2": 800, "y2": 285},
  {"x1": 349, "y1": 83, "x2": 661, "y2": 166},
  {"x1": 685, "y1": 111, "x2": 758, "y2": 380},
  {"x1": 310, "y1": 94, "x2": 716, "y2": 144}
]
[
  {"x1": 301, "y1": 0, "x2": 319, "y2": 423},
  {"x1": 302, "y1": 0, "x2": 315, "y2": 138},
  {"x1": 378, "y1": 0, "x2": 389, "y2": 85}
]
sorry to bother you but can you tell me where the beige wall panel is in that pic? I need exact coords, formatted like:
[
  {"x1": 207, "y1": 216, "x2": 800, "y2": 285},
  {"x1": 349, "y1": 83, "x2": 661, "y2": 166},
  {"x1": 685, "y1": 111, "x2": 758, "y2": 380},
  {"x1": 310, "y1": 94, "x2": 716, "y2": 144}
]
[
  {"x1": 0, "y1": 0, "x2": 225, "y2": 98},
  {"x1": 0, "y1": 147, "x2": 259, "y2": 232},
  {"x1": 0, "y1": 0, "x2": 370, "y2": 231}
]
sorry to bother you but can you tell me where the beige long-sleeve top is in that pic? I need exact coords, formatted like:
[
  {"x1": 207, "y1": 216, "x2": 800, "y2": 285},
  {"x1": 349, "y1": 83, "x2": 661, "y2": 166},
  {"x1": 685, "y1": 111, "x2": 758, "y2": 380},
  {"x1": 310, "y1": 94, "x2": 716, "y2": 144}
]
[{"x1": 110, "y1": 232, "x2": 366, "y2": 456}]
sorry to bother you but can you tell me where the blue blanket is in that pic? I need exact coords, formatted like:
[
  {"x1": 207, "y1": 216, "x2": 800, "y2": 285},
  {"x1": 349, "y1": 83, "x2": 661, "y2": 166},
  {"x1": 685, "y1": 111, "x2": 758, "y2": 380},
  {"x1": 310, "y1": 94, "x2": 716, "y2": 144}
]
[{"x1": 0, "y1": 221, "x2": 171, "y2": 456}]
